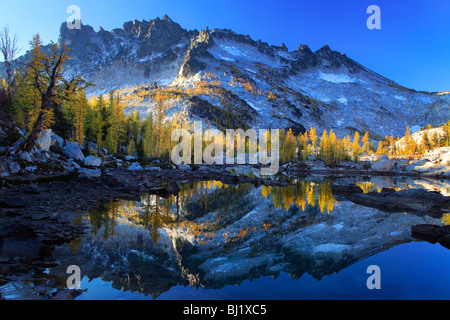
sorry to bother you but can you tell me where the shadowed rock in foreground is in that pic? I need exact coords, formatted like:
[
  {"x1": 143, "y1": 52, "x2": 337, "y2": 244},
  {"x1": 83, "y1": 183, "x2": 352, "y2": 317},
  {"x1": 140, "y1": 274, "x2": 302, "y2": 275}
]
[
  {"x1": 411, "y1": 224, "x2": 450, "y2": 249},
  {"x1": 342, "y1": 188, "x2": 450, "y2": 218}
]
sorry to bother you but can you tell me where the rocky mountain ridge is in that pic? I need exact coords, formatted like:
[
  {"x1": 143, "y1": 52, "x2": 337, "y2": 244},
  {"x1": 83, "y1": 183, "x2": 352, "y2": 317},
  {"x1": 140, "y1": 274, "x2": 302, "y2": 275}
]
[{"x1": 6, "y1": 16, "x2": 450, "y2": 139}]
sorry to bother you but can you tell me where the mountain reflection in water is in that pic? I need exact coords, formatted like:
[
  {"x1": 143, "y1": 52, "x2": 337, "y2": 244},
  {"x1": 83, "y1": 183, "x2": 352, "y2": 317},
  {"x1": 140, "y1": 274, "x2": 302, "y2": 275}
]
[
  {"x1": 4, "y1": 176, "x2": 448, "y2": 300},
  {"x1": 87, "y1": 179, "x2": 339, "y2": 245}
]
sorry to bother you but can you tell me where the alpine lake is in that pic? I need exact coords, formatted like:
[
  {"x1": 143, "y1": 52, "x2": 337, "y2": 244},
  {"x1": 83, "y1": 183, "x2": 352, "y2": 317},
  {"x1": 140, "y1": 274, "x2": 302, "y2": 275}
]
[{"x1": 1, "y1": 167, "x2": 449, "y2": 300}]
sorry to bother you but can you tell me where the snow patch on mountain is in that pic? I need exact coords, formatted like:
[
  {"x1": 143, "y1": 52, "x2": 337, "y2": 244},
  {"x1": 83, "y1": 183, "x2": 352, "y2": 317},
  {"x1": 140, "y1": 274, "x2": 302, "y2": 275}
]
[
  {"x1": 337, "y1": 97, "x2": 348, "y2": 104},
  {"x1": 394, "y1": 95, "x2": 407, "y2": 101},
  {"x1": 319, "y1": 71, "x2": 357, "y2": 84}
]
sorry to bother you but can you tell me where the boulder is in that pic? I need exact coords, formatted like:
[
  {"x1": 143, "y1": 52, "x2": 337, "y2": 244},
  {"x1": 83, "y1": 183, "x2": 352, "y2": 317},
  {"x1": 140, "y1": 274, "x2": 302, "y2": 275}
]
[
  {"x1": 371, "y1": 158, "x2": 395, "y2": 172},
  {"x1": 8, "y1": 161, "x2": 20, "y2": 174},
  {"x1": 51, "y1": 133, "x2": 64, "y2": 147},
  {"x1": 18, "y1": 151, "x2": 33, "y2": 162},
  {"x1": 63, "y1": 142, "x2": 85, "y2": 161},
  {"x1": 36, "y1": 129, "x2": 52, "y2": 152},
  {"x1": 82, "y1": 155, "x2": 102, "y2": 167},
  {"x1": 128, "y1": 162, "x2": 143, "y2": 171}
]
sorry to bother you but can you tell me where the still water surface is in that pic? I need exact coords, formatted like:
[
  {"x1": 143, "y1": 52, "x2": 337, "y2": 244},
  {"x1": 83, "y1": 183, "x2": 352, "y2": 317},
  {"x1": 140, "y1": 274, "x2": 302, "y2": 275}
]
[{"x1": 1, "y1": 176, "x2": 449, "y2": 299}]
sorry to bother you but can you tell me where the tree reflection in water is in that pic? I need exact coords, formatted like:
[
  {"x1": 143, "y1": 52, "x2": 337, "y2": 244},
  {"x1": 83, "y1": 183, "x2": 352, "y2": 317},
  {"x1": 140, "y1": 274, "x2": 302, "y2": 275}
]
[
  {"x1": 87, "y1": 179, "x2": 338, "y2": 244},
  {"x1": 263, "y1": 179, "x2": 337, "y2": 214}
]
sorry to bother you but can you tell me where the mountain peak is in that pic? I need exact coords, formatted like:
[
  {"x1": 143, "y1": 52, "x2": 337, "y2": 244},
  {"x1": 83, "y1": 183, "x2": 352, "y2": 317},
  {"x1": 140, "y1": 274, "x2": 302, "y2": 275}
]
[
  {"x1": 279, "y1": 43, "x2": 288, "y2": 51},
  {"x1": 162, "y1": 14, "x2": 173, "y2": 22},
  {"x1": 317, "y1": 44, "x2": 331, "y2": 53}
]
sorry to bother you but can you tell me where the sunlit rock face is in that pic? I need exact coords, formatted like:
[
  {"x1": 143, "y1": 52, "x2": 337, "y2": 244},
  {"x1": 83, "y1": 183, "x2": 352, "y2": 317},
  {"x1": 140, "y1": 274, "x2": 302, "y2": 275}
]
[{"x1": 48, "y1": 177, "x2": 447, "y2": 297}]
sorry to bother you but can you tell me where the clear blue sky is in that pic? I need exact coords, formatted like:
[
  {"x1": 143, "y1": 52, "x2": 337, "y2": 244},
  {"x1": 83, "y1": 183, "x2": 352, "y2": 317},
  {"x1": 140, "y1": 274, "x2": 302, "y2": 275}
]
[{"x1": 2, "y1": 0, "x2": 450, "y2": 92}]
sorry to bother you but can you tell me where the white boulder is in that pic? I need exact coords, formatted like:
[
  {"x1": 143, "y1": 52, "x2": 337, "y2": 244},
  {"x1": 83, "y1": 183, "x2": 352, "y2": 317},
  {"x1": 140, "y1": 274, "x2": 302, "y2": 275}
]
[{"x1": 371, "y1": 157, "x2": 395, "y2": 172}]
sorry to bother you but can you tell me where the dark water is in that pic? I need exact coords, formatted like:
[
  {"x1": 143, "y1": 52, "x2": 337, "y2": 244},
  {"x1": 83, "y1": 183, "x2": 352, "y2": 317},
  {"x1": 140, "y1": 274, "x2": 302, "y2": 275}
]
[{"x1": 1, "y1": 175, "x2": 449, "y2": 300}]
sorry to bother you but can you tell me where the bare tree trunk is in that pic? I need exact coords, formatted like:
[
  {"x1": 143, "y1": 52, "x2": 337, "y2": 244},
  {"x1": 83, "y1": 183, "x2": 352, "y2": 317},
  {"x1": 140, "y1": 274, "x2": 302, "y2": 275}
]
[{"x1": 24, "y1": 109, "x2": 47, "y2": 152}]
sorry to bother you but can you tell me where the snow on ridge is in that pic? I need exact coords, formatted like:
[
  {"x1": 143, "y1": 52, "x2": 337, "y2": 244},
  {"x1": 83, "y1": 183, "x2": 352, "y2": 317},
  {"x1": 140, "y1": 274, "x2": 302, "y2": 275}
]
[
  {"x1": 337, "y1": 97, "x2": 348, "y2": 104},
  {"x1": 138, "y1": 52, "x2": 164, "y2": 62},
  {"x1": 224, "y1": 45, "x2": 247, "y2": 57},
  {"x1": 218, "y1": 56, "x2": 236, "y2": 62},
  {"x1": 394, "y1": 95, "x2": 407, "y2": 101},
  {"x1": 319, "y1": 71, "x2": 356, "y2": 84}
]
